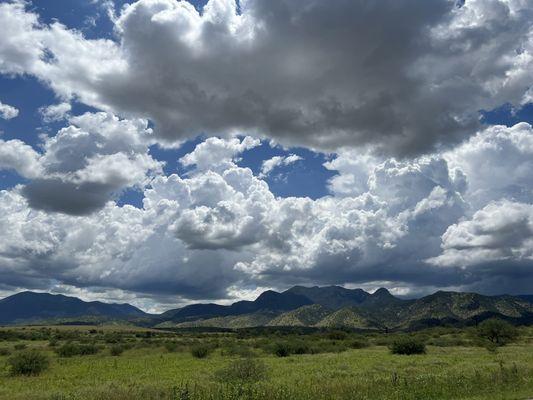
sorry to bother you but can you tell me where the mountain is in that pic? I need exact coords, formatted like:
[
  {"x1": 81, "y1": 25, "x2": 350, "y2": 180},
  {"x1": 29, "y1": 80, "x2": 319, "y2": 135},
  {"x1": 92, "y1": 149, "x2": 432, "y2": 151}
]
[
  {"x1": 155, "y1": 287, "x2": 533, "y2": 330},
  {"x1": 0, "y1": 291, "x2": 147, "y2": 325},
  {"x1": 156, "y1": 290, "x2": 312, "y2": 324},
  {"x1": 1, "y1": 287, "x2": 532, "y2": 330},
  {"x1": 268, "y1": 304, "x2": 331, "y2": 327}
]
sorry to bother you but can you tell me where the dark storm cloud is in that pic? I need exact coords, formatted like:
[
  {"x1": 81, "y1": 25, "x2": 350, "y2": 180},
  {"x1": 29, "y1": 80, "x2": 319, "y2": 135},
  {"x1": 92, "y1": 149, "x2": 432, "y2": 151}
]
[
  {"x1": 81, "y1": 0, "x2": 531, "y2": 155},
  {"x1": 21, "y1": 179, "x2": 117, "y2": 216}
]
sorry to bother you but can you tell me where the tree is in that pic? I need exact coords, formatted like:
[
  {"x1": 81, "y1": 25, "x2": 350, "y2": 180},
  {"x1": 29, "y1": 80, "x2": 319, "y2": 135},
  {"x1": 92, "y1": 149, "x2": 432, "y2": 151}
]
[{"x1": 476, "y1": 319, "x2": 518, "y2": 347}]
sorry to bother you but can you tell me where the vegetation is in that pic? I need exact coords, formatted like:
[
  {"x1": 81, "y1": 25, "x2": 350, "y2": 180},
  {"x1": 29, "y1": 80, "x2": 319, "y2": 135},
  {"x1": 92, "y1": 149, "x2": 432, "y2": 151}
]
[
  {"x1": 109, "y1": 345, "x2": 124, "y2": 356},
  {"x1": 190, "y1": 344, "x2": 211, "y2": 359},
  {"x1": 7, "y1": 350, "x2": 49, "y2": 376},
  {"x1": 389, "y1": 337, "x2": 426, "y2": 355},
  {"x1": 56, "y1": 343, "x2": 99, "y2": 357},
  {"x1": 215, "y1": 357, "x2": 268, "y2": 383},
  {"x1": 0, "y1": 325, "x2": 531, "y2": 399},
  {"x1": 476, "y1": 318, "x2": 519, "y2": 347}
]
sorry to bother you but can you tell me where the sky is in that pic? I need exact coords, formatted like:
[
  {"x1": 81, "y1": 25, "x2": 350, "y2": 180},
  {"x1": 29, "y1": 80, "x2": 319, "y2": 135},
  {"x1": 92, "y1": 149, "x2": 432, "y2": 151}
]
[{"x1": 0, "y1": 0, "x2": 532, "y2": 313}]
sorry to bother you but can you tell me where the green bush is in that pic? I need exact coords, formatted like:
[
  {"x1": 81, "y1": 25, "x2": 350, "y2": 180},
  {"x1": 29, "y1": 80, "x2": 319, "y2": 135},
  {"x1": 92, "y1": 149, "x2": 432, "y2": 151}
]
[
  {"x1": 215, "y1": 357, "x2": 268, "y2": 384},
  {"x1": 389, "y1": 337, "x2": 426, "y2": 355},
  {"x1": 164, "y1": 341, "x2": 179, "y2": 353},
  {"x1": 0, "y1": 348, "x2": 11, "y2": 356},
  {"x1": 109, "y1": 345, "x2": 124, "y2": 356},
  {"x1": 273, "y1": 342, "x2": 291, "y2": 357},
  {"x1": 190, "y1": 344, "x2": 210, "y2": 359},
  {"x1": 7, "y1": 350, "x2": 49, "y2": 376},
  {"x1": 56, "y1": 343, "x2": 99, "y2": 357},
  {"x1": 327, "y1": 330, "x2": 348, "y2": 340},
  {"x1": 476, "y1": 319, "x2": 518, "y2": 347},
  {"x1": 349, "y1": 338, "x2": 370, "y2": 349}
]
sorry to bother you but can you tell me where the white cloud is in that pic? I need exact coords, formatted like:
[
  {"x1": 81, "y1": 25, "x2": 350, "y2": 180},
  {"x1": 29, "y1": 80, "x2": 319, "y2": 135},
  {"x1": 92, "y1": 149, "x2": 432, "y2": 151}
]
[
  {"x1": 0, "y1": 112, "x2": 162, "y2": 215},
  {"x1": 428, "y1": 200, "x2": 533, "y2": 268},
  {"x1": 259, "y1": 154, "x2": 302, "y2": 178},
  {"x1": 179, "y1": 136, "x2": 260, "y2": 173},
  {"x1": 0, "y1": 101, "x2": 19, "y2": 120},
  {"x1": 0, "y1": 139, "x2": 42, "y2": 178},
  {"x1": 0, "y1": 136, "x2": 473, "y2": 303},
  {"x1": 39, "y1": 102, "x2": 71, "y2": 122},
  {"x1": 444, "y1": 122, "x2": 533, "y2": 208}
]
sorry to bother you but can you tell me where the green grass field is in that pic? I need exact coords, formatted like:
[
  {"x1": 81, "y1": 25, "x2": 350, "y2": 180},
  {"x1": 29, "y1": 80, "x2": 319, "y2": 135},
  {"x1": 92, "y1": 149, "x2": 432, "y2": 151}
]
[{"x1": 0, "y1": 326, "x2": 532, "y2": 400}]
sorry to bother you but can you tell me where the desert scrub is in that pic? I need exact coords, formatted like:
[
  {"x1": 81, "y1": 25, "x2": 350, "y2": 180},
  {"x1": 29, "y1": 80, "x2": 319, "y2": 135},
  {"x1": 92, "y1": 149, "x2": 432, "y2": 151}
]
[
  {"x1": 109, "y1": 345, "x2": 124, "y2": 356},
  {"x1": 7, "y1": 350, "x2": 49, "y2": 376},
  {"x1": 190, "y1": 344, "x2": 210, "y2": 358},
  {"x1": 389, "y1": 337, "x2": 426, "y2": 355},
  {"x1": 215, "y1": 357, "x2": 268, "y2": 383},
  {"x1": 56, "y1": 343, "x2": 99, "y2": 357}
]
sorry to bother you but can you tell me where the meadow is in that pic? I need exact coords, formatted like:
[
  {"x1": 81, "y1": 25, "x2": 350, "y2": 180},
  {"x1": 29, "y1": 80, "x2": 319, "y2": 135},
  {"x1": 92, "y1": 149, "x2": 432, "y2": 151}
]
[{"x1": 0, "y1": 325, "x2": 532, "y2": 400}]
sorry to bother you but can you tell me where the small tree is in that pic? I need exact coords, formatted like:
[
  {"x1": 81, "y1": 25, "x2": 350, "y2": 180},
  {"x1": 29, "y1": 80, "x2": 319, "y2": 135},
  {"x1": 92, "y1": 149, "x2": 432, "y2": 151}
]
[
  {"x1": 476, "y1": 319, "x2": 518, "y2": 347},
  {"x1": 8, "y1": 350, "x2": 49, "y2": 376}
]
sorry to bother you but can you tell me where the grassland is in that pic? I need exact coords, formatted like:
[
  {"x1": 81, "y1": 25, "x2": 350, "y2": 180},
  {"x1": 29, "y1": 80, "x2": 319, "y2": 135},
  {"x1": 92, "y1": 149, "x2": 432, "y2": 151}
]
[{"x1": 0, "y1": 325, "x2": 532, "y2": 400}]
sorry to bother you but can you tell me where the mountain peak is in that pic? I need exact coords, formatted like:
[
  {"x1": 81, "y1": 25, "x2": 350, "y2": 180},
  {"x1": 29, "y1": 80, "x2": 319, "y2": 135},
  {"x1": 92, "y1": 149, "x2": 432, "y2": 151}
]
[{"x1": 373, "y1": 287, "x2": 392, "y2": 297}]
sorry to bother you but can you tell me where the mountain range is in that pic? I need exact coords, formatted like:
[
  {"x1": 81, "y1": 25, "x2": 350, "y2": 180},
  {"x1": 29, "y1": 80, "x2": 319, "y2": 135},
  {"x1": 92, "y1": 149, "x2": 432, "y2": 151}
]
[{"x1": 1, "y1": 286, "x2": 532, "y2": 331}]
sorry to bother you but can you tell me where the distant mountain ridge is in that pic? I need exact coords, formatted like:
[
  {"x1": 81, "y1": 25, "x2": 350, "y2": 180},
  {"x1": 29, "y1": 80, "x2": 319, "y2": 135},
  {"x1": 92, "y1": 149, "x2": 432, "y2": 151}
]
[
  {"x1": 157, "y1": 286, "x2": 533, "y2": 331},
  {"x1": 1, "y1": 287, "x2": 532, "y2": 330},
  {"x1": 0, "y1": 291, "x2": 147, "y2": 325}
]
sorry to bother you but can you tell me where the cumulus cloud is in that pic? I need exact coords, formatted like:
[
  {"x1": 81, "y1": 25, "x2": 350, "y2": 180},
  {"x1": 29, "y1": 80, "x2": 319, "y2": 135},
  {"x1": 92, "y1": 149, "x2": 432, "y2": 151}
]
[
  {"x1": 0, "y1": 101, "x2": 19, "y2": 120},
  {"x1": 1, "y1": 0, "x2": 533, "y2": 155},
  {"x1": 428, "y1": 200, "x2": 533, "y2": 268},
  {"x1": 39, "y1": 102, "x2": 71, "y2": 122},
  {"x1": 444, "y1": 122, "x2": 533, "y2": 208},
  {"x1": 0, "y1": 139, "x2": 42, "y2": 178},
  {"x1": 259, "y1": 154, "x2": 302, "y2": 178},
  {"x1": 0, "y1": 112, "x2": 162, "y2": 215},
  {"x1": 179, "y1": 136, "x2": 260, "y2": 173},
  {"x1": 0, "y1": 134, "x2": 492, "y2": 304}
]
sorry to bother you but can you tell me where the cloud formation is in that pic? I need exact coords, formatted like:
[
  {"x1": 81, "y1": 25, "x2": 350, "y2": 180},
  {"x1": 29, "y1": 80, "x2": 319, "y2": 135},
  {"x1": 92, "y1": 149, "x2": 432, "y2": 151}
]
[
  {"x1": 0, "y1": 101, "x2": 19, "y2": 120},
  {"x1": 1, "y1": 0, "x2": 532, "y2": 155},
  {"x1": 0, "y1": 124, "x2": 531, "y2": 307},
  {"x1": 0, "y1": 112, "x2": 162, "y2": 215},
  {"x1": 259, "y1": 154, "x2": 302, "y2": 178}
]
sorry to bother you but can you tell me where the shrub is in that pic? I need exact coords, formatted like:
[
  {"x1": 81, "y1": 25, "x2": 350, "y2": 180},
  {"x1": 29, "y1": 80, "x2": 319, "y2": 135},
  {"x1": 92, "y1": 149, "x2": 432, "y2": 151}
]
[
  {"x1": 389, "y1": 337, "x2": 426, "y2": 355},
  {"x1": 476, "y1": 319, "x2": 518, "y2": 347},
  {"x1": 273, "y1": 342, "x2": 291, "y2": 357},
  {"x1": 56, "y1": 343, "x2": 99, "y2": 357},
  {"x1": 327, "y1": 330, "x2": 348, "y2": 340},
  {"x1": 191, "y1": 344, "x2": 210, "y2": 359},
  {"x1": 8, "y1": 350, "x2": 49, "y2": 376},
  {"x1": 164, "y1": 341, "x2": 179, "y2": 353},
  {"x1": 349, "y1": 338, "x2": 370, "y2": 349},
  {"x1": 0, "y1": 348, "x2": 11, "y2": 356},
  {"x1": 215, "y1": 358, "x2": 268, "y2": 383},
  {"x1": 110, "y1": 345, "x2": 124, "y2": 356}
]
